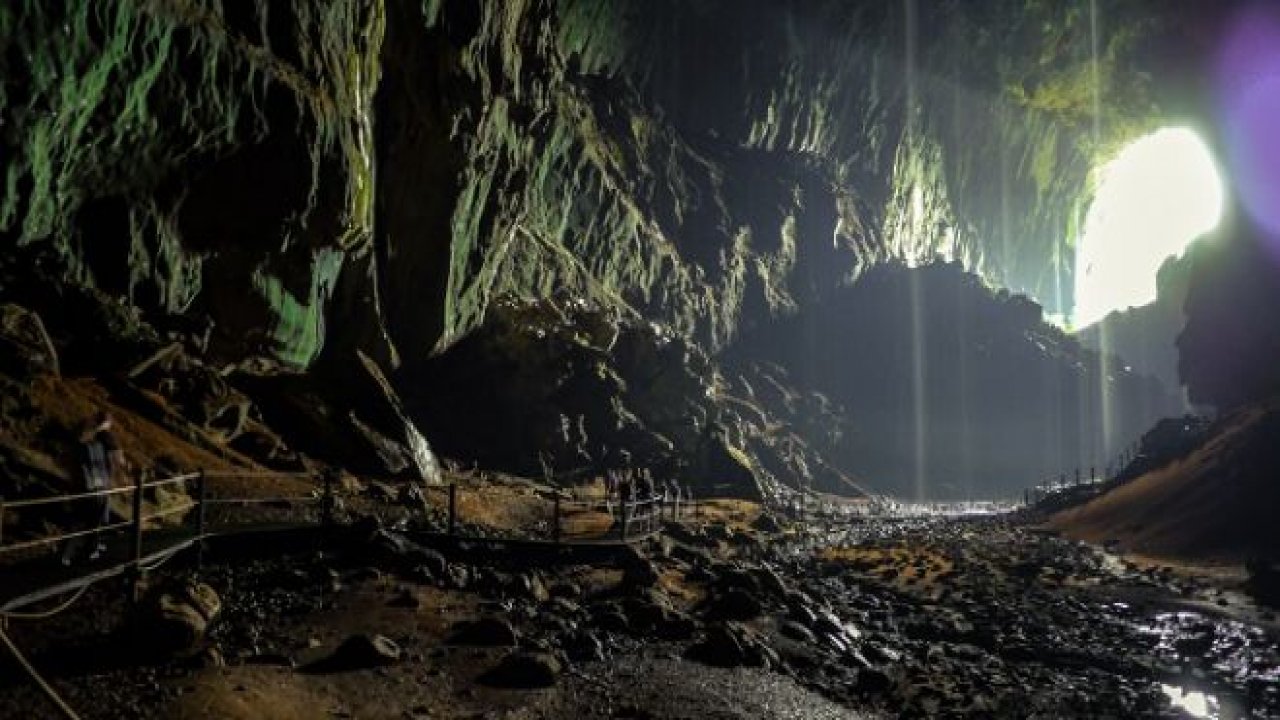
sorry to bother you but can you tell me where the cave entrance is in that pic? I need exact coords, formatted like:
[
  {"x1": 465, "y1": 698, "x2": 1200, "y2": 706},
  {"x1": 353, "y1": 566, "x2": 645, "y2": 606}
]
[{"x1": 1072, "y1": 128, "x2": 1224, "y2": 328}]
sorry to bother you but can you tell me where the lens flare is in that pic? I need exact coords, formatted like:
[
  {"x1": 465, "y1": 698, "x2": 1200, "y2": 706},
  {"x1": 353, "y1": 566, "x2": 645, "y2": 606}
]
[{"x1": 1218, "y1": 4, "x2": 1280, "y2": 246}]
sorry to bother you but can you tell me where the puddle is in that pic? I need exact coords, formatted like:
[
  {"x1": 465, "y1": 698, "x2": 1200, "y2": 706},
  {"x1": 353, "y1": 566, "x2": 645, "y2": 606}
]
[{"x1": 1160, "y1": 684, "x2": 1220, "y2": 718}]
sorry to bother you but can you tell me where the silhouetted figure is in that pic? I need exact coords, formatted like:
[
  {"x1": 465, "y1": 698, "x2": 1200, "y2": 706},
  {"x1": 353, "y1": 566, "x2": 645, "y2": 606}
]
[
  {"x1": 62, "y1": 411, "x2": 125, "y2": 565},
  {"x1": 638, "y1": 469, "x2": 656, "y2": 529}
]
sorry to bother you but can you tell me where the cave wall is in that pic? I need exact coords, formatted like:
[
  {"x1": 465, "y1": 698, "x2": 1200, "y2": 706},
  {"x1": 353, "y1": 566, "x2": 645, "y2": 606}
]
[
  {"x1": 2, "y1": 0, "x2": 1190, "y2": 370},
  {"x1": 0, "y1": 0, "x2": 1225, "y2": 497},
  {"x1": 0, "y1": 0, "x2": 385, "y2": 367},
  {"x1": 381, "y1": 0, "x2": 1180, "y2": 358}
]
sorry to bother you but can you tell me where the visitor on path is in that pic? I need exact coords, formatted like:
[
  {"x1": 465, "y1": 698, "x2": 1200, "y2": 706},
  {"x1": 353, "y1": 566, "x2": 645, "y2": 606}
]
[
  {"x1": 605, "y1": 468, "x2": 619, "y2": 513},
  {"x1": 618, "y1": 470, "x2": 634, "y2": 535},
  {"x1": 61, "y1": 411, "x2": 126, "y2": 565},
  {"x1": 639, "y1": 469, "x2": 656, "y2": 501},
  {"x1": 666, "y1": 480, "x2": 682, "y2": 518}
]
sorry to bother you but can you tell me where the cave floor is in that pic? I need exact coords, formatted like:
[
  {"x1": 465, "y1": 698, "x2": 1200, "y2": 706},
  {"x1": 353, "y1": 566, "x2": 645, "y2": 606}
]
[{"x1": 1, "y1": 509, "x2": 1278, "y2": 719}]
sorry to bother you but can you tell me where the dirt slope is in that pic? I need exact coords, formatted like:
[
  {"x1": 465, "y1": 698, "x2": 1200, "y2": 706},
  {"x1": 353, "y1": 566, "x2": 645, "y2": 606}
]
[{"x1": 1050, "y1": 400, "x2": 1280, "y2": 562}]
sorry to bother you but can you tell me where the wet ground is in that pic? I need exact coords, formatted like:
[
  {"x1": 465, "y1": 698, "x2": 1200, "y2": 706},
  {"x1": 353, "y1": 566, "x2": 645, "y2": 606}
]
[
  {"x1": 1, "y1": 511, "x2": 1277, "y2": 718},
  {"x1": 789, "y1": 515, "x2": 1280, "y2": 717}
]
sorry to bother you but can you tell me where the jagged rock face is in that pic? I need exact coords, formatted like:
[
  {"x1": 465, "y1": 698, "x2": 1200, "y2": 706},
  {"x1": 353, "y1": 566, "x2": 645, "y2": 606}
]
[
  {"x1": 1076, "y1": 249, "x2": 1201, "y2": 397},
  {"x1": 401, "y1": 297, "x2": 857, "y2": 498},
  {"x1": 380, "y1": 0, "x2": 1194, "y2": 357},
  {"x1": 557, "y1": 0, "x2": 1164, "y2": 316},
  {"x1": 0, "y1": 0, "x2": 384, "y2": 368},
  {"x1": 733, "y1": 261, "x2": 1181, "y2": 500},
  {"x1": 1179, "y1": 213, "x2": 1280, "y2": 410},
  {"x1": 1, "y1": 0, "x2": 1203, "y2": 368},
  {"x1": 0, "y1": 1, "x2": 1225, "y2": 498}
]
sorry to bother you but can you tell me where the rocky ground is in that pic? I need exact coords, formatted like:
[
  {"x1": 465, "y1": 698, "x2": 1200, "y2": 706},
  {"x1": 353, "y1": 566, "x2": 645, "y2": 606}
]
[{"x1": 2, "y1": 502, "x2": 1278, "y2": 719}]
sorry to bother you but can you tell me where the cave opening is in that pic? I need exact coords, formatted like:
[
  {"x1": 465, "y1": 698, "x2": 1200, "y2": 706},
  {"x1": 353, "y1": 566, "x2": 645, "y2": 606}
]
[{"x1": 1072, "y1": 128, "x2": 1225, "y2": 329}]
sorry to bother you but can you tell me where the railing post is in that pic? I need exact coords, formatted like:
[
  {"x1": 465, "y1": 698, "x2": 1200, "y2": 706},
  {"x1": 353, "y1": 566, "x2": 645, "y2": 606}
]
[
  {"x1": 447, "y1": 483, "x2": 457, "y2": 536},
  {"x1": 620, "y1": 498, "x2": 629, "y2": 542},
  {"x1": 0, "y1": 495, "x2": 6, "y2": 549},
  {"x1": 130, "y1": 471, "x2": 145, "y2": 602},
  {"x1": 552, "y1": 495, "x2": 561, "y2": 545},
  {"x1": 195, "y1": 470, "x2": 208, "y2": 568}
]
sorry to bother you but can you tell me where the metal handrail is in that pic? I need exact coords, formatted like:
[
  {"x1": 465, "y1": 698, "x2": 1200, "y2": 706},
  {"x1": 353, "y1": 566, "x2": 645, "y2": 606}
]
[
  {"x1": 202, "y1": 495, "x2": 319, "y2": 506},
  {"x1": 0, "y1": 520, "x2": 135, "y2": 555},
  {"x1": 201, "y1": 470, "x2": 313, "y2": 480},
  {"x1": 0, "y1": 470, "x2": 318, "y2": 555},
  {"x1": 2, "y1": 473, "x2": 200, "y2": 510},
  {"x1": 0, "y1": 472, "x2": 689, "y2": 563}
]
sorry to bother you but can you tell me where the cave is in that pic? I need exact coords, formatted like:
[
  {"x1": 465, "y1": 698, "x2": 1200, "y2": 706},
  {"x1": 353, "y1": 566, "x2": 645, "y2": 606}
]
[{"x1": 2, "y1": 1, "x2": 1280, "y2": 717}]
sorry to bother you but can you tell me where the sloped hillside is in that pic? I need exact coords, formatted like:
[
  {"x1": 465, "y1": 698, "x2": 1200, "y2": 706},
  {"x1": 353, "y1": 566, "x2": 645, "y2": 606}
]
[{"x1": 1050, "y1": 400, "x2": 1280, "y2": 561}]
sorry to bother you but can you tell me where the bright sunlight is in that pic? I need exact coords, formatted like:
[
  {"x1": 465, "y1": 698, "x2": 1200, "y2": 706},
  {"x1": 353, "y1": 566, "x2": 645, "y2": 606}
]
[{"x1": 1073, "y1": 128, "x2": 1224, "y2": 328}]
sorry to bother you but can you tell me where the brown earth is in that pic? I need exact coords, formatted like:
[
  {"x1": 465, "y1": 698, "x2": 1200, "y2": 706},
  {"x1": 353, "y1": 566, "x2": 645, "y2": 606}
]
[{"x1": 1049, "y1": 399, "x2": 1280, "y2": 563}]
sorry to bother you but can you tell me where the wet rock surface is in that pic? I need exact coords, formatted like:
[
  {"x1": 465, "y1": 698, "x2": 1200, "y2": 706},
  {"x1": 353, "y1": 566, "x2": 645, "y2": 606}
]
[{"x1": 3, "y1": 512, "x2": 1278, "y2": 718}]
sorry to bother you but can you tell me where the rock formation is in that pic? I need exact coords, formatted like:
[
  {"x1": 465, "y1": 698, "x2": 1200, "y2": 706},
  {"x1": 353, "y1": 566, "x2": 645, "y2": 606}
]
[{"x1": 0, "y1": 0, "x2": 1229, "y2": 498}]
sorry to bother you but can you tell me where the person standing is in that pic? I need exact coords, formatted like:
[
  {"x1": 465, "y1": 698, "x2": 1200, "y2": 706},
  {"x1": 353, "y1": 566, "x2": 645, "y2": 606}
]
[
  {"x1": 605, "y1": 467, "x2": 619, "y2": 514},
  {"x1": 618, "y1": 469, "x2": 634, "y2": 536},
  {"x1": 62, "y1": 411, "x2": 126, "y2": 565}
]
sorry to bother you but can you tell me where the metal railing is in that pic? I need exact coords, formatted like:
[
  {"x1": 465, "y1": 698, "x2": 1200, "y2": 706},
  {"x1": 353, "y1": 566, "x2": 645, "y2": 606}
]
[
  {"x1": 0, "y1": 468, "x2": 733, "y2": 619},
  {"x1": 411, "y1": 481, "x2": 704, "y2": 545},
  {"x1": 0, "y1": 473, "x2": 199, "y2": 556},
  {"x1": 0, "y1": 469, "x2": 331, "y2": 569}
]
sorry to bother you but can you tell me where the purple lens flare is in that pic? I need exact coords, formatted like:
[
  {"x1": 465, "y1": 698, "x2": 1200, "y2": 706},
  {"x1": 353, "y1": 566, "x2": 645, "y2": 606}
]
[{"x1": 1217, "y1": 3, "x2": 1280, "y2": 247}]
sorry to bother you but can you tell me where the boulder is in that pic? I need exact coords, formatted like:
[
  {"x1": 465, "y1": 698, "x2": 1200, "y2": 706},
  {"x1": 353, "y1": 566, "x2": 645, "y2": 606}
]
[
  {"x1": 481, "y1": 651, "x2": 562, "y2": 689},
  {"x1": 305, "y1": 634, "x2": 401, "y2": 672},
  {"x1": 779, "y1": 620, "x2": 815, "y2": 643},
  {"x1": 589, "y1": 602, "x2": 631, "y2": 634},
  {"x1": 548, "y1": 580, "x2": 583, "y2": 599},
  {"x1": 622, "y1": 558, "x2": 661, "y2": 590},
  {"x1": 561, "y1": 630, "x2": 606, "y2": 663},
  {"x1": 702, "y1": 588, "x2": 763, "y2": 622},
  {"x1": 752, "y1": 511, "x2": 784, "y2": 533},
  {"x1": 654, "y1": 611, "x2": 699, "y2": 641},
  {"x1": 511, "y1": 573, "x2": 550, "y2": 603},
  {"x1": 448, "y1": 618, "x2": 519, "y2": 647},
  {"x1": 447, "y1": 564, "x2": 472, "y2": 589},
  {"x1": 857, "y1": 667, "x2": 894, "y2": 694},
  {"x1": 144, "y1": 581, "x2": 222, "y2": 656},
  {"x1": 0, "y1": 304, "x2": 58, "y2": 377},
  {"x1": 621, "y1": 592, "x2": 671, "y2": 632},
  {"x1": 686, "y1": 622, "x2": 773, "y2": 669}
]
